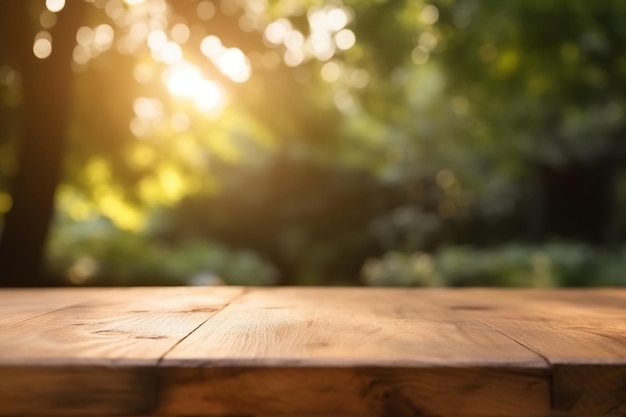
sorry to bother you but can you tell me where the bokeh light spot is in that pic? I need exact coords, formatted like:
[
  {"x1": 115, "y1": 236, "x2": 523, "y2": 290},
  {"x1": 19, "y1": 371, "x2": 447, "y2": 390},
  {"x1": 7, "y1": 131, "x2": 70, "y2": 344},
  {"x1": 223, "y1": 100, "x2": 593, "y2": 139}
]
[
  {"x1": 46, "y1": 0, "x2": 65, "y2": 13},
  {"x1": 238, "y1": 15, "x2": 257, "y2": 32},
  {"x1": 171, "y1": 23, "x2": 190, "y2": 44},
  {"x1": 40, "y1": 10, "x2": 57, "y2": 28},
  {"x1": 420, "y1": 5, "x2": 439, "y2": 25},
  {"x1": 284, "y1": 49, "x2": 304, "y2": 67},
  {"x1": 0, "y1": 65, "x2": 20, "y2": 88},
  {"x1": 334, "y1": 90, "x2": 355, "y2": 112},
  {"x1": 411, "y1": 45, "x2": 429, "y2": 65},
  {"x1": 76, "y1": 26, "x2": 94, "y2": 46},
  {"x1": 105, "y1": 0, "x2": 124, "y2": 20},
  {"x1": 326, "y1": 8, "x2": 349, "y2": 32},
  {"x1": 200, "y1": 35, "x2": 223, "y2": 58},
  {"x1": 309, "y1": 31, "x2": 335, "y2": 61},
  {"x1": 436, "y1": 169, "x2": 456, "y2": 189},
  {"x1": 418, "y1": 32, "x2": 438, "y2": 50},
  {"x1": 159, "y1": 41, "x2": 183, "y2": 64},
  {"x1": 147, "y1": 30, "x2": 167, "y2": 51},
  {"x1": 33, "y1": 32, "x2": 53, "y2": 59},
  {"x1": 133, "y1": 97, "x2": 163, "y2": 119},
  {"x1": 335, "y1": 29, "x2": 355, "y2": 51},
  {"x1": 321, "y1": 61, "x2": 342, "y2": 82},
  {"x1": 73, "y1": 44, "x2": 91, "y2": 65},
  {"x1": 67, "y1": 257, "x2": 98, "y2": 285},
  {"x1": 216, "y1": 48, "x2": 251, "y2": 83},
  {"x1": 130, "y1": 116, "x2": 152, "y2": 138},
  {"x1": 264, "y1": 19, "x2": 292, "y2": 45},
  {"x1": 94, "y1": 24, "x2": 115, "y2": 51},
  {"x1": 164, "y1": 63, "x2": 224, "y2": 113},
  {"x1": 284, "y1": 30, "x2": 305, "y2": 52},
  {"x1": 197, "y1": 1, "x2": 216, "y2": 20}
]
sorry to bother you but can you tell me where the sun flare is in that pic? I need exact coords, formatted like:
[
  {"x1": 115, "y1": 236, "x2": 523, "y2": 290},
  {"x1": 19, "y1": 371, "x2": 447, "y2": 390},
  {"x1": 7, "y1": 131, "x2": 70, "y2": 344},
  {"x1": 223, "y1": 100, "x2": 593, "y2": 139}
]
[{"x1": 164, "y1": 63, "x2": 224, "y2": 113}]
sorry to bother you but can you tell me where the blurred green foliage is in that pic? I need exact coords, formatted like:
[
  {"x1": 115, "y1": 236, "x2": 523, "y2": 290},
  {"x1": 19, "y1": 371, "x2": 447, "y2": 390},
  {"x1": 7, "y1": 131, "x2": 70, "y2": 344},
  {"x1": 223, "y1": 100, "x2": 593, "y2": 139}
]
[
  {"x1": 2, "y1": 0, "x2": 626, "y2": 286},
  {"x1": 362, "y1": 243, "x2": 626, "y2": 287},
  {"x1": 47, "y1": 217, "x2": 278, "y2": 286}
]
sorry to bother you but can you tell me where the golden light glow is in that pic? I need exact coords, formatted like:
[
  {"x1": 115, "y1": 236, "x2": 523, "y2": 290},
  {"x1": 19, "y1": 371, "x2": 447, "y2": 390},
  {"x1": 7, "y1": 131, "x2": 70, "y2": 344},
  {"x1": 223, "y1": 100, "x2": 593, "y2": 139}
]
[
  {"x1": 197, "y1": 1, "x2": 216, "y2": 20},
  {"x1": 133, "y1": 97, "x2": 163, "y2": 119},
  {"x1": 200, "y1": 36, "x2": 251, "y2": 83},
  {"x1": 264, "y1": 19, "x2": 291, "y2": 45},
  {"x1": 164, "y1": 63, "x2": 224, "y2": 113},
  {"x1": 137, "y1": 165, "x2": 197, "y2": 205},
  {"x1": 40, "y1": 10, "x2": 57, "y2": 28},
  {"x1": 215, "y1": 48, "x2": 251, "y2": 83},
  {"x1": 170, "y1": 23, "x2": 190, "y2": 44},
  {"x1": 171, "y1": 112, "x2": 191, "y2": 132},
  {"x1": 126, "y1": 144, "x2": 156, "y2": 169},
  {"x1": 158, "y1": 41, "x2": 183, "y2": 64},
  {"x1": 265, "y1": 6, "x2": 355, "y2": 67},
  {"x1": 321, "y1": 61, "x2": 342, "y2": 82},
  {"x1": 76, "y1": 26, "x2": 94, "y2": 46},
  {"x1": 33, "y1": 32, "x2": 53, "y2": 59},
  {"x1": 335, "y1": 29, "x2": 355, "y2": 50},
  {"x1": 46, "y1": 0, "x2": 65, "y2": 13},
  {"x1": 0, "y1": 192, "x2": 12, "y2": 214},
  {"x1": 133, "y1": 62, "x2": 154, "y2": 83},
  {"x1": 147, "y1": 30, "x2": 167, "y2": 51},
  {"x1": 93, "y1": 24, "x2": 115, "y2": 51},
  {"x1": 57, "y1": 186, "x2": 93, "y2": 222}
]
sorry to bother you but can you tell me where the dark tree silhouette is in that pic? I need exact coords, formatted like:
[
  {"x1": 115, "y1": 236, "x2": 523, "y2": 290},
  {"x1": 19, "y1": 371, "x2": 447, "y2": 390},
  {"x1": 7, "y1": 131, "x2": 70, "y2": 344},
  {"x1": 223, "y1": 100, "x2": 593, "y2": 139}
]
[{"x1": 0, "y1": 1, "x2": 86, "y2": 286}]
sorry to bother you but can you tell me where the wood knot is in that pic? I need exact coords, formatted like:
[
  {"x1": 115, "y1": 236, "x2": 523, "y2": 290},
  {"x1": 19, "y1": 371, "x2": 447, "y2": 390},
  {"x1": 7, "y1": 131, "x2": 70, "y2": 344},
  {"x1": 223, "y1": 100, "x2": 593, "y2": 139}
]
[{"x1": 381, "y1": 389, "x2": 424, "y2": 417}]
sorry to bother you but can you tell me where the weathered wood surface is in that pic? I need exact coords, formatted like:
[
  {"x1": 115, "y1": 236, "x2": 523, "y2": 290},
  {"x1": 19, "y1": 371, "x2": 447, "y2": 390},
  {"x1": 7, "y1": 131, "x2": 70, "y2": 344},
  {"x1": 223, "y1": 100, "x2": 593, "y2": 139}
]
[{"x1": 0, "y1": 287, "x2": 624, "y2": 417}]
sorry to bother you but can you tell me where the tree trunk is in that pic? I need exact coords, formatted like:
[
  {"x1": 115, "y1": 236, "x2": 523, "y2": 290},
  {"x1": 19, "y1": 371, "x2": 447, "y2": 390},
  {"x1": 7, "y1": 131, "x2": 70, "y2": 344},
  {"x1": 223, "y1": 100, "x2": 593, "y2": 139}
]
[{"x1": 0, "y1": 1, "x2": 86, "y2": 287}]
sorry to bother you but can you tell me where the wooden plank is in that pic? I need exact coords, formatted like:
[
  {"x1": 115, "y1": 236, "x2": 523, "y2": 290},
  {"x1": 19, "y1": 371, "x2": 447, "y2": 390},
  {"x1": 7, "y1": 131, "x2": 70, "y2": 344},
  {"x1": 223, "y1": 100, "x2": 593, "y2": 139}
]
[
  {"x1": 429, "y1": 289, "x2": 626, "y2": 416},
  {"x1": 159, "y1": 288, "x2": 550, "y2": 417},
  {"x1": 2, "y1": 287, "x2": 624, "y2": 417},
  {"x1": 0, "y1": 366, "x2": 156, "y2": 416},
  {"x1": 0, "y1": 288, "x2": 102, "y2": 326},
  {"x1": 0, "y1": 287, "x2": 243, "y2": 364},
  {"x1": 159, "y1": 366, "x2": 548, "y2": 417},
  {"x1": 0, "y1": 287, "x2": 243, "y2": 416}
]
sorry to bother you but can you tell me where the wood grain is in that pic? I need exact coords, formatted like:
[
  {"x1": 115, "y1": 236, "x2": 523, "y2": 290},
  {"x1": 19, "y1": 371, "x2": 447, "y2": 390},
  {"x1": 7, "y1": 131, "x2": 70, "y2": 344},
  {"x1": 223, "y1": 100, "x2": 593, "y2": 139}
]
[
  {"x1": 1, "y1": 287, "x2": 625, "y2": 417},
  {"x1": 0, "y1": 288, "x2": 101, "y2": 326},
  {"x1": 429, "y1": 288, "x2": 626, "y2": 416},
  {"x1": 0, "y1": 366, "x2": 156, "y2": 416},
  {"x1": 0, "y1": 287, "x2": 243, "y2": 364},
  {"x1": 0, "y1": 287, "x2": 243, "y2": 416},
  {"x1": 159, "y1": 288, "x2": 550, "y2": 417}
]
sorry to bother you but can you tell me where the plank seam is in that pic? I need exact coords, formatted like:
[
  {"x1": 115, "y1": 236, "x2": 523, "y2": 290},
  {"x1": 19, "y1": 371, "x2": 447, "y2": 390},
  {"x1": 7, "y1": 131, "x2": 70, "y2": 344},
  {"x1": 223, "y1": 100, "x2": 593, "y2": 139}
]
[
  {"x1": 155, "y1": 287, "x2": 249, "y2": 366},
  {"x1": 473, "y1": 320, "x2": 558, "y2": 413},
  {"x1": 486, "y1": 325, "x2": 552, "y2": 367}
]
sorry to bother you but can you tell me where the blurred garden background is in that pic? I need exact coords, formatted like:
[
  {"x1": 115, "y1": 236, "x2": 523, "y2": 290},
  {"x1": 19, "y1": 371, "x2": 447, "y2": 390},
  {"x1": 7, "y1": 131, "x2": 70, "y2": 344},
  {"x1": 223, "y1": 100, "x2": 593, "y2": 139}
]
[{"x1": 1, "y1": 0, "x2": 626, "y2": 287}]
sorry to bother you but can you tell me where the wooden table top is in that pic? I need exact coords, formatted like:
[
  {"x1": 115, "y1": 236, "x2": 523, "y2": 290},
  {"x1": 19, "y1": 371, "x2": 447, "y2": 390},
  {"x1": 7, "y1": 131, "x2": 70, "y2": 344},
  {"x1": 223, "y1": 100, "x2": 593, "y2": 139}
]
[{"x1": 0, "y1": 287, "x2": 625, "y2": 417}]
